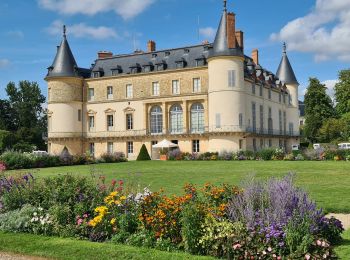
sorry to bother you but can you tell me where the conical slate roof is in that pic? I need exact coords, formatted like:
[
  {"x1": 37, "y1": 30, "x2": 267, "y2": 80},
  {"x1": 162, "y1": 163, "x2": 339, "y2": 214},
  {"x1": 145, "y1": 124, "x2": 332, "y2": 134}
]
[
  {"x1": 209, "y1": 1, "x2": 243, "y2": 58},
  {"x1": 47, "y1": 26, "x2": 78, "y2": 78},
  {"x1": 276, "y1": 43, "x2": 298, "y2": 85}
]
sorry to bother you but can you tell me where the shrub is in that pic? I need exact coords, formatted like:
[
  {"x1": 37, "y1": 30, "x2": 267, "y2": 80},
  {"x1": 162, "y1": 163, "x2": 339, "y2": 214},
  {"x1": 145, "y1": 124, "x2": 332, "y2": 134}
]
[
  {"x1": 258, "y1": 148, "x2": 275, "y2": 160},
  {"x1": 0, "y1": 151, "x2": 33, "y2": 169},
  {"x1": 100, "y1": 152, "x2": 127, "y2": 163},
  {"x1": 0, "y1": 204, "x2": 36, "y2": 233},
  {"x1": 0, "y1": 130, "x2": 16, "y2": 153},
  {"x1": 137, "y1": 144, "x2": 151, "y2": 161},
  {"x1": 167, "y1": 149, "x2": 183, "y2": 161},
  {"x1": 12, "y1": 142, "x2": 35, "y2": 153}
]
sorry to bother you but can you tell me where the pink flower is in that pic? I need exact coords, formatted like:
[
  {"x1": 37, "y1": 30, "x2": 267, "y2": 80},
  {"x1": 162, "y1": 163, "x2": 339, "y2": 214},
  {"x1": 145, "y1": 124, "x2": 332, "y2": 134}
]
[
  {"x1": 233, "y1": 243, "x2": 241, "y2": 250},
  {"x1": 77, "y1": 218, "x2": 83, "y2": 225},
  {"x1": 305, "y1": 254, "x2": 311, "y2": 260},
  {"x1": 0, "y1": 162, "x2": 6, "y2": 172},
  {"x1": 277, "y1": 257, "x2": 281, "y2": 260},
  {"x1": 83, "y1": 214, "x2": 88, "y2": 218},
  {"x1": 111, "y1": 179, "x2": 117, "y2": 186},
  {"x1": 317, "y1": 240, "x2": 322, "y2": 246},
  {"x1": 268, "y1": 247, "x2": 272, "y2": 252}
]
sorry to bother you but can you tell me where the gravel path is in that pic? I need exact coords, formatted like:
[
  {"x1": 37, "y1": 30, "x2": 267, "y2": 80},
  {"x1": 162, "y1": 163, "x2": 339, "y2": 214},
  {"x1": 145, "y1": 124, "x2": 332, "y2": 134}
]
[
  {"x1": 0, "y1": 253, "x2": 47, "y2": 260},
  {"x1": 327, "y1": 213, "x2": 350, "y2": 230}
]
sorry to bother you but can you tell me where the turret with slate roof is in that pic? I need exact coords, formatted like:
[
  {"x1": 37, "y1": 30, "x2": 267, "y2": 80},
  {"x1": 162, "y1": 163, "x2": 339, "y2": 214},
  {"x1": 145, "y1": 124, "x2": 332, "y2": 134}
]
[{"x1": 276, "y1": 43, "x2": 299, "y2": 86}]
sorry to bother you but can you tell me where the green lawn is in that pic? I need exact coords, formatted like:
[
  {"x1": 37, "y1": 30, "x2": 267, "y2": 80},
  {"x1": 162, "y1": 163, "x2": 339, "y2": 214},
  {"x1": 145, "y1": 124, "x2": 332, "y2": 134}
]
[
  {"x1": 0, "y1": 230, "x2": 348, "y2": 260},
  {"x1": 0, "y1": 232, "x2": 213, "y2": 260},
  {"x1": 13, "y1": 160, "x2": 350, "y2": 213}
]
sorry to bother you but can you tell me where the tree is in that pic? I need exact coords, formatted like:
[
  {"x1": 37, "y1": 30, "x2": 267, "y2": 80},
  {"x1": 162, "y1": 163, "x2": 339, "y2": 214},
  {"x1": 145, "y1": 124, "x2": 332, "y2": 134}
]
[
  {"x1": 334, "y1": 70, "x2": 350, "y2": 116},
  {"x1": 304, "y1": 78, "x2": 335, "y2": 143},
  {"x1": 318, "y1": 118, "x2": 345, "y2": 143},
  {"x1": 137, "y1": 144, "x2": 151, "y2": 161},
  {"x1": 2, "y1": 81, "x2": 47, "y2": 150}
]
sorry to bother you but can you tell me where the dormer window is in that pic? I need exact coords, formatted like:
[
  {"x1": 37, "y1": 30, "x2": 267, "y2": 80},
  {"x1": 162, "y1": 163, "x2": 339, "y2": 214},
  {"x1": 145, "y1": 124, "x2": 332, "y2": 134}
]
[
  {"x1": 175, "y1": 58, "x2": 187, "y2": 69},
  {"x1": 156, "y1": 61, "x2": 166, "y2": 71},
  {"x1": 152, "y1": 53, "x2": 157, "y2": 58},
  {"x1": 92, "y1": 72, "x2": 100, "y2": 78},
  {"x1": 111, "y1": 66, "x2": 122, "y2": 76},
  {"x1": 143, "y1": 63, "x2": 154, "y2": 73},
  {"x1": 165, "y1": 51, "x2": 170, "y2": 57},
  {"x1": 130, "y1": 64, "x2": 141, "y2": 74},
  {"x1": 195, "y1": 56, "x2": 206, "y2": 67},
  {"x1": 184, "y1": 48, "x2": 190, "y2": 54}
]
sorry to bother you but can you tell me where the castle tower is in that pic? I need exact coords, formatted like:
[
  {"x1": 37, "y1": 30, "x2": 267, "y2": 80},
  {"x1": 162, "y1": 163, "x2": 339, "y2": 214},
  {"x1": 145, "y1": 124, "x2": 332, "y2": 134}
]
[
  {"x1": 207, "y1": 1, "x2": 246, "y2": 152},
  {"x1": 45, "y1": 26, "x2": 84, "y2": 155},
  {"x1": 276, "y1": 43, "x2": 300, "y2": 145}
]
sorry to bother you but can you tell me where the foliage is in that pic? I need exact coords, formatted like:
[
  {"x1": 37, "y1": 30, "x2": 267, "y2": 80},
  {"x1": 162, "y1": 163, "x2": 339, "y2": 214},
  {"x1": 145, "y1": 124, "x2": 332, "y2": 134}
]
[
  {"x1": 334, "y1": 69, "x2": 350, "y2": 116},
  {"x1": 99, "y1": 152, "x2": 127, "y2": 163},
  {"x1": 304, "y1": 77, "x2": 335, "y2": 143},
  {"x1": 137, "y1": 144, "x2": 151, "y2": 161},
  {"x1": 0, "y1": 130, "x2": 16, "y2": 153},
  {"x1": 0, "y1": 204, "x2": 36, "y2": 233},
  {"x1": 258, "y1": 148, "x2": 275, "y2": 160}
]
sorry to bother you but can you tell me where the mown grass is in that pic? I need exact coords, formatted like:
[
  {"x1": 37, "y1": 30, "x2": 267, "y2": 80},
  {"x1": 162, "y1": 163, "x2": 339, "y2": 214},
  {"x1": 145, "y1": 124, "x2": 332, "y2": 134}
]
[
  {"x1": 12, "y1": 160, "x2": 350, "y2": 213},
  {"x1": 0, "y1": 232, "x2": 213, "y2": 260},
  {"x1": 335, "y1": 229, "x2": 350, "y2": 259}
]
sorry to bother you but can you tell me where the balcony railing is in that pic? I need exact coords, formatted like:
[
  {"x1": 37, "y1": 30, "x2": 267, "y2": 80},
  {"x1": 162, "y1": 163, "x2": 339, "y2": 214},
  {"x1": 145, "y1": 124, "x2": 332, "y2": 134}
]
[{"x1": 48, "y1": 125, "x2": 299, "y2": 139}]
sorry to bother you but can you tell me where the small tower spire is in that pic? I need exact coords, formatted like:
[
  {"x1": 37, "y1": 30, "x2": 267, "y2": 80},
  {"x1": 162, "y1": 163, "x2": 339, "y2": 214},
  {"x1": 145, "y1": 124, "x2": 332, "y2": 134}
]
[
  {"x1": 276, "y1": 42, "x2": 298, "y2": 85},
  {"x1": 283, "y1": 42, "x2": 287, "y2": 54},
  {"x1": 63, "y1": 25, "x2": 66, "y2": 38},
  {"x1": 223, "y1": 0, "x2": 227, "y2": 11}
]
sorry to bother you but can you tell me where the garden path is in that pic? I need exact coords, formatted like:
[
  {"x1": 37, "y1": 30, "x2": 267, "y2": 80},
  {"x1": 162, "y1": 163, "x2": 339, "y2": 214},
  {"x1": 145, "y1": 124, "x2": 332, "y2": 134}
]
[
  {"x1": 327, "y1": 213, "x2": 350, "y2": 230},
  {"x1": 0, "y1": 252, "x2": 48, "y2": 260}
]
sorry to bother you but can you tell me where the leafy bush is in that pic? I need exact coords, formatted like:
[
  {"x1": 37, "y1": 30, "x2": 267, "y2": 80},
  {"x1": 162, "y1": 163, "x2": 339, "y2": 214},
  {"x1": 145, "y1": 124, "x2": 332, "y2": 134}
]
[
  {"x1": 137, "y1": 144, "x2": 151, "y2": 161},
  {"x1": 0, "y1": 151, "x2": 34, "y2": 169},
  {"x1": 258, "y1": 148, "x2": 275, "y2": 160},
  {"x1": 100, "y1": 152, "x2": 127, "y2": 163},
  {"x1": 0, "y1": 204, "x2": 36, "y2": 233}
]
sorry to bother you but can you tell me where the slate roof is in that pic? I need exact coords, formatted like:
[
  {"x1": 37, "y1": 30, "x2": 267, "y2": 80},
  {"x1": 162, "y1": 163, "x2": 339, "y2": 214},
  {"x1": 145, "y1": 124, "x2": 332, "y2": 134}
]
[
  {"x1": 276, "y1": 44, "x2": 299, "y2": 85},
  {"x1": 91, "y1": 44, "x2": 211, "y2": 78}
]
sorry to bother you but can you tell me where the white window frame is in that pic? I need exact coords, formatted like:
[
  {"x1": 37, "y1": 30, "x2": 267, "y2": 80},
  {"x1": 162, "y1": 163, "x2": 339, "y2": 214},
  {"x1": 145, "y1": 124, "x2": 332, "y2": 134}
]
[
  {"x1": 107, "y1": 86, "x2": 113, "y2": 100},
  {"x1": 192, "y1": 140, "x2": 200, "y2": 153},
  {"x1": 193, "y1": 78, "x2": 201, "y2": 93},
  {"x1": 172, "y1": 80, "x2": 180, "y2": 95},
  {"x1": 88, "y1": 116, "x2": 95, "y2": 132},
  {"x1": 88, "y1": 88, "x2": 94, "y2": 101},
  {"x1": 152, "y1": 82, "x2": 160, "y2": 96},
  {"x1": 126, "y1": 84, "x2": 133, "y2": 98},
  {"x1": 228, "y1": 70, "x2": 236, "y2": 87},
  {"x1": 107, "y1": 142, "x2": 114, "y2": 154},
  {"x1": 126, "y1": 113, "x2": 133, "y2": 130},
  {"x1": 107, "y1": 114, "x2": 114, "y2": 131},
  {"x1": 127, "y1": 141, "x2": 134, "y2": 154}
]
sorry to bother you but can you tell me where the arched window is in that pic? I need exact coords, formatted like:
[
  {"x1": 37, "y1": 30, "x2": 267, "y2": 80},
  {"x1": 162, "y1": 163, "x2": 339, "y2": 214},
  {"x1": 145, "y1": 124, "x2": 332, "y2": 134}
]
[
  {"x1": 190, "y1": 103, "x2": 204, "y2": 133},
  {"x1": 150, "y1": 106, "x2": 163, "y2": 134},
  {"x1": 170, "y1": 104, "x2": 183, "y2": 134}
]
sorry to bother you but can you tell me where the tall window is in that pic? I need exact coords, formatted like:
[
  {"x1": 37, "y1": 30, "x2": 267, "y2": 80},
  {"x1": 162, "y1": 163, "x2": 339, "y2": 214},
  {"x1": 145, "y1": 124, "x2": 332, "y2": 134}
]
[
  {"x1": 253, "y1": 139, "x2": 257, "y2": 152},
  {"x1": 259, "y1": 85, "x2": 263, "y2": 97},
  {"x1": 283, "y1": 93, "x2": 286, "y2": 104},
  {"x1": 48, "y1": 116, "x2": 52, "y2": 132},
  {"x1": 126, "y1": 114, "x2": 133, "y2": 130},
  {"x1": 239, "y1": 139, "x2": 243, "y2": 150},
  {"x1": 216, "y1": 113, "x2": 221, "y2": 128},
  {"x1": 259, "y1": 105, "x2": 264, "y2": 133},
  {"x1": 150, "y1": 106, "x2": 163, "y2": 134},
  {"x1": 268, "y1": 139, "x2": 272, "y2": 147},
  {"x1": 192, "y1": 140, "x2": 200, "y2": 153},
  {"x1": 78, "y1": 109, "x2": 82, "y2": 122},
  {"x1": 283, "y1": 111, "x2": 287, "y2": 134},
  {"x1": 239, "y1": 113, "x2": 243, "y2": 128},
  {"x1": 260, "y1": 139, "x2": 264, "y2": 149},
  {"x1": 268, "y1": 88, "x2": 272, "y2": 100},
  {"x1": 89, "y1": 143, "x2": 95, "y2": 156},
  {"x1": 252, "y1": 83, "x2": 256, "y2": 94},
  {"x1": 279, "y1": 110, "x2": 283, "y2": 134},
  {"x1": 193, "y1": 78, "x2": 201, "y2": 92},
  {"x1": 152, "y1": 82, "x2": 160, "y2": 96},
  {"x1": 88, "y1": 116, "x2": 95, "y2": 131},
  {"x1": 228, "y1": 70, "x2": 235, "y2": 87},
  {"x1": 279, "y1": 92, "x2": 282, "y2": 103},
  {"x1": 191, "y1": 103, "x2": 204, "y2": 133},
  {"x1": 126, "y1": 84, "x2": 133, "y2": 98},
  {"x1": 289, "y1": 123, "x2": 294, "y2": 135},
  {"x1": 252, "y1": 102, "x2": 256, "y2": 133},
  {"x1": 172, "y1": 80, "x2": 180, "y2": 95},
  {"x1": 170, "y1": 104, "x2": 183, "y2": 134},
  {"x1": 88, "y1": 88, "x2": 94, "y2": 101},
  {"x1": 107, "y1": 142, "x2": 114, "y2": 154},
  {"x1": 268, "y1": 107, "x2": 273, "y2": 134},
  {"x1": 107, "y1": 86, "x2": 113, "y2": 99},
  {"x1": 107, "y1": 115, "x2": 114, "y2": 131},
  {"x1": 127, "y1": 141, "x2": 133, "y2": 154}
]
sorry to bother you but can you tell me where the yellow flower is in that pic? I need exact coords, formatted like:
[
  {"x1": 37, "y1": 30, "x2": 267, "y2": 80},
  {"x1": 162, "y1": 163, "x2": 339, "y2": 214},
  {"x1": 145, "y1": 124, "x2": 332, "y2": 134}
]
[
  {"x1": 110, "y1": 218, "x2": 116, "y2": 225},
  {"x1": 120, "y1": 195, "x2": 127, "y2": 201},
  {"x1": 110, "y1": 191, "x2": 118, "y2": 197},
  {"x1": 95, "y1": 206, "x2": 108, "y2": 215},
  {"x1": 115, "y1": 200, "x2": 121, "y2": 205}
]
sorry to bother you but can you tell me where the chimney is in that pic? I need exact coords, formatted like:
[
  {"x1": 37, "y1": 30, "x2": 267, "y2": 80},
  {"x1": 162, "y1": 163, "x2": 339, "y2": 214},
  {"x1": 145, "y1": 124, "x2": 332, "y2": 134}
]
[
  {"x1": 147, "y1": 40, "x2": 156, "y2": 52},
  {"x1": 226, "y1": 12, "x2": 236, "y2": 48},
  {"x1": 235, "y1": 30, "x2": 244, "y2": 51},
  {"x1": 252, "y1": 49, "x2": 259, "y2": 65},
  {"x1": 98, "y1": 51, "x2": 113, "y2": 59}
]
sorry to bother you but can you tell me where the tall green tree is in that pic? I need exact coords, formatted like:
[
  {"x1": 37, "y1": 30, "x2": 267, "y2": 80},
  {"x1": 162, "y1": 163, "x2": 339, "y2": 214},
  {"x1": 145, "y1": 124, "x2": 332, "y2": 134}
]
[
  {"x1": 304, "y1": 78, "x2": 335, "y2": 143},
  {"x1": 4, "y1": 81, "x2": 47, "y2": 150},
  {"x1": 334, "y1": 70, "x2": 350, "y2": 116},
  {"x1": 0, "y1": 99, "x2": 15, "y2": 131}
]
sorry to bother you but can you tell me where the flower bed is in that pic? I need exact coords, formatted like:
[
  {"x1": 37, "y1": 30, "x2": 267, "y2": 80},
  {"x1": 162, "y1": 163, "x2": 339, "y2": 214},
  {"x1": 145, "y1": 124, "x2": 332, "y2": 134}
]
[
  {"x1": 0, "y1": 151, "x2": 127, "y2": 170},
  {"x1": 0, "y1": 173, "x2": 344, "y2": 259}
]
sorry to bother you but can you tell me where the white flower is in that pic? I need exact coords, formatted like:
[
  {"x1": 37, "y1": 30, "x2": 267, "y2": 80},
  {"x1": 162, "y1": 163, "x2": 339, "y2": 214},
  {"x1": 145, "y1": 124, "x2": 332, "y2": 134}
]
[
  {"x1": 38, "y1": 207, "x2": 43, "y2": 211},
  {"x1": 33, "y1": 212, "x2": 37, "y2": 216}
]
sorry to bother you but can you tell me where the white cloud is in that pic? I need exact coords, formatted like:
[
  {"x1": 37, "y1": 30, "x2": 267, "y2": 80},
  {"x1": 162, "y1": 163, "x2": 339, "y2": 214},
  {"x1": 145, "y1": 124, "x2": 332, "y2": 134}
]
[
  {"x1": 199, "y1": 27, "x2": 216, "y2": 40},
  {"x1": 38, "y1": 0, "x2": 155, "y2": 20},
  {"x1": 271, "y1": 0, "x2": 350, "y2": 61},
  {"x1": 6, "y1": 30, "x2": 24, "y2": 39},
  {"x1": 322, "y1": 79, "x2": 338, "y2": 99},
  {"x1": 0, "y1": 59, "x2": 10, "y2": 68},
  {"x1": 46, "y1": 20, "x2": 118, "y2": 40}
]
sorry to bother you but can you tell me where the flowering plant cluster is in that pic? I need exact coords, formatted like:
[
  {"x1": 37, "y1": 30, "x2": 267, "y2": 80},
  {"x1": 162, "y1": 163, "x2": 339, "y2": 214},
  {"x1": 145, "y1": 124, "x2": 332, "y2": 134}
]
[
  {"x1": 0, "y1": 172, "x2": 344, "y2": 259},
  {"x1": 0, "y1": 162, "x2": 6, "y2": 173}
]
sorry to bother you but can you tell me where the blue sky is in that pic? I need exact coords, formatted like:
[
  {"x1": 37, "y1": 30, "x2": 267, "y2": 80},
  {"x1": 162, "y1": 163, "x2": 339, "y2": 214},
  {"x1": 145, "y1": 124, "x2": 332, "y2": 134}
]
[{"x1": 0, "y1": 0, "x2": 349, "y2": 100}]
